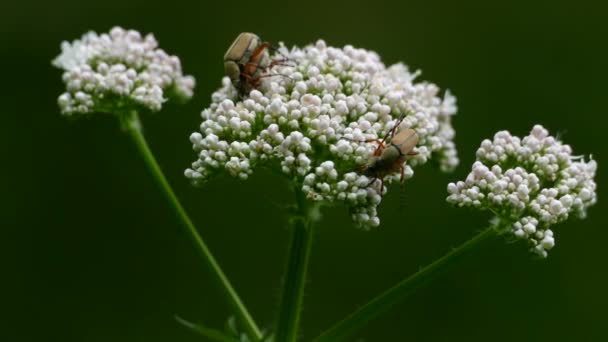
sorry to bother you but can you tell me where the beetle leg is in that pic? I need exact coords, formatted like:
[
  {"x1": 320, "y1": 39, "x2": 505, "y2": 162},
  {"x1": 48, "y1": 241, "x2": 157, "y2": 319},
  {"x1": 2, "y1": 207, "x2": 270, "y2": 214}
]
[
  {"x1": 240, "y1": 72, "x2": 254, "y2": 80},
  {"x1": 407, "y1": 151, "x2": 418, "y2": 156},
  {"x1": 275, "y1": 73, "x2": 296, "y2": 84},
  {"x1": 400, "y1": 164, "x2": 405, "y2": 183},
  {"x1": 242, "y1": 72, "x2": 279, "y2": 86},
  {"x1": 239, "y1": 72, "x2": 258, "y2": 89},
  {"x1": 240, "y1": 42, "x2": 273, "y2": 76},
  {"x1": 243, "y1": 61, "x2": 260, "y2": 69},
  {"x1": 371, "y1": 140, "x2": 385, "y2": 155},
  {"x1": 250, "y1": 42, "x2": 271, "y2": 61},
  {"x1": 360, "y1": 138, "x2": 386, "y2": 155},
  {"x1": 243, "y1": 61, "x2": 270, "y2": 75},
  {"x1": 254, "y1": 73, "x2": 293, "y2": 82},
  {"x1": 267, "y1": 45, "x2": 295, "y2": 66},
  {"x1": 341, "y1": 137, "x2": 385, "y2": 155},
  {"x1": 269, "y1": 58, "x2": 293, "y2": 68}
]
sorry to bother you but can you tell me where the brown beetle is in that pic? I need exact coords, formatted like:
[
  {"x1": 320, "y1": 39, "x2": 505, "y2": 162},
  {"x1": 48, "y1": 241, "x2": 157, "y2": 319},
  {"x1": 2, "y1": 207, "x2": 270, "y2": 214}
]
[
  {"x1": 224, "y1": 32, "x2": 282, "y2": 97},
  {"x1": 356, "y1": 115, "x2": 419, "y2": 192}
]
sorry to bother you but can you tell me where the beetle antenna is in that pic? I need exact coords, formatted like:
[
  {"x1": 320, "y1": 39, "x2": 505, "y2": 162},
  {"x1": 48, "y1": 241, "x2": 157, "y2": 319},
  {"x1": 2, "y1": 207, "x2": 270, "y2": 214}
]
[
  {"x1": 268, "y1": 44, "x2": 289, "y2": 57},
  {"x1": 340, "y1": 136, "x2": 385, "y2": 147},
  {"x1": 268, "y1": 44, "x2": 296, "y2": 67},
  {"x1": 255, "y1": 72, "x2": 295, "y2": 86},
  {"x1": 268, "y1": 44, "x2": 282, "y2": 52},
  {"x1": 271, "y1": 60, "x2": 296, "y2": 67},
  {"x1": 380, "y1": 113, "x2": 407, "y2": 142}
]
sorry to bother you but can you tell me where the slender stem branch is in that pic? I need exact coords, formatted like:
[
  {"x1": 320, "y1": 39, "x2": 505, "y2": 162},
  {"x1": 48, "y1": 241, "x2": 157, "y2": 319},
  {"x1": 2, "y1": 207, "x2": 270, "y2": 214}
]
[
  {"x1": 120, "y1": 110, "x2": 262, "y2": 341},
  {"x1": 275, "y1": 189, "x2": 319, "y2": 342},
  {"x1": 311, "y1": 225, "x2": 499, "y2": 342}
]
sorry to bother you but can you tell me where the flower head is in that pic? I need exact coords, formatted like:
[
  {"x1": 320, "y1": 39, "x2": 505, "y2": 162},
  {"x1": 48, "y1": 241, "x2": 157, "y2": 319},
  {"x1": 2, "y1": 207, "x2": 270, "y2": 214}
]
[
  {"x1": 447, "y1": 125, "x2": 597, "y2": 257},
  {"x1": 53, "y1": 27, "x2": 195, "y2": 115},
  {"x1": 186, "y1": 40, "x2": 458, "y2": 228}
]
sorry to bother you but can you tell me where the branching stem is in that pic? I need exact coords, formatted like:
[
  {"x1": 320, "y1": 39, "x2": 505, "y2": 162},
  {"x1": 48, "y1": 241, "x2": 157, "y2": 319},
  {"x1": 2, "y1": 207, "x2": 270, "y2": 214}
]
[{"x1": 121, "y1": 110, "x2": 262, "y2": 341}]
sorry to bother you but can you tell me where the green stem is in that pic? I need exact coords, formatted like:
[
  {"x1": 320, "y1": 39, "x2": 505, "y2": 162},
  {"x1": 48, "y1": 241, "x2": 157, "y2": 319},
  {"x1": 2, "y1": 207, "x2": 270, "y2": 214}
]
[
  {"x1": 311, "y1": 226, "x2": 499, "y2": 342},
  {"x1": 120, "y1": 110, "x2": 262, "y2": 341},
  {"x1": 275, "y1": 189, "x2": 319, "y2": 342}
]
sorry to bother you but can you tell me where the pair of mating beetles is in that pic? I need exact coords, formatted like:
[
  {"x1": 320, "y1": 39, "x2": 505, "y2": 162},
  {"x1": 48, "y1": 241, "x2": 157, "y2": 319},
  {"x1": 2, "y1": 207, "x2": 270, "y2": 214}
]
[{"x1": 223, "y1": 32, "x2": 419, "y2": 193}]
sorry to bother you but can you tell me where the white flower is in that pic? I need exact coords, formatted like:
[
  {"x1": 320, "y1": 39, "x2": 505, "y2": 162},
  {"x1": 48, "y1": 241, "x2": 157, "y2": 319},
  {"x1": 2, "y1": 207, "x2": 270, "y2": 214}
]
[
  {"x1": 53, "y1": 27, "x2": 195, "y2": 115},
  {"x1": 186, "y1": 40, "x2": 458, "y2": 228},
  {"x1": 447, "y1": 125, "x2": 597, "y2": 257}
]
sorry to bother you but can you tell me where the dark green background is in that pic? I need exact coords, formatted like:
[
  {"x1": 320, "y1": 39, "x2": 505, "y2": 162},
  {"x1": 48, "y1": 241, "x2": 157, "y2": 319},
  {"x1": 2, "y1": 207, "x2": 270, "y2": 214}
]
[{"x1": 2, "y1": 0, "x2": 607, "y2": 341}]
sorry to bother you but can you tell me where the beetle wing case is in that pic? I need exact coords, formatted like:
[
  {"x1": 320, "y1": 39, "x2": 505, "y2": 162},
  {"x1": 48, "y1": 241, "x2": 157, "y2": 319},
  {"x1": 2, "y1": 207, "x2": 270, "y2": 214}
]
[
  {"x1": 224, "y1": 32, "x2": 260, "y2": 64},
  {"x1": 391, "y1": 128, "x2": 419, "y2": 155}
]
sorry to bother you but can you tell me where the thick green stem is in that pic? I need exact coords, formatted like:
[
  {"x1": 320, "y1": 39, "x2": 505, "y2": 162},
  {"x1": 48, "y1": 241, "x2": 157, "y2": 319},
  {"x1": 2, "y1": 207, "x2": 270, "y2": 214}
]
[
  {"x1": 120, "y1": 110, "x2": 262, "y2": 341},
  {"x1": 311, "y1": 226, "x2": 499, "y2": 342},
  {"x1": 274, "y1": 189, "x2": 319, "y2": 342}
]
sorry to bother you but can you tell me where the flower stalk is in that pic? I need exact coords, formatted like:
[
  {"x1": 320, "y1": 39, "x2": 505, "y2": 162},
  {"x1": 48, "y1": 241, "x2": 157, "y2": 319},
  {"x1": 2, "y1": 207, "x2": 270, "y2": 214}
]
[
  {"x1": 275, "y1": 188, "x2": 320, "y2": 342},
  {"x1": 120, "y1": 110, "x2": 262, "y2": 341},
  {"x1": 311, "y1": 225, "x2": 500, "y2": 342}
]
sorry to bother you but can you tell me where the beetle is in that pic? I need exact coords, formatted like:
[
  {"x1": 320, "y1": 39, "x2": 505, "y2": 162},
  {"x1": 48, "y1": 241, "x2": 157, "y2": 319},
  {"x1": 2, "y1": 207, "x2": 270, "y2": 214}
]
[
  {"x1": 224, "y1": 32, "x2": 283, "y2": 97},
  {"x1": 355, "y1": 114, "x2": 419, "y2": 193}
]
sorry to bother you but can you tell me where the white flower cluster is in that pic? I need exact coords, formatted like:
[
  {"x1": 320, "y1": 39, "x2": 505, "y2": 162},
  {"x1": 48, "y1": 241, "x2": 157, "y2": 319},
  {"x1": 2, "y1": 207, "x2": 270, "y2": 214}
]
[
  {"x1": 53, "y1": 27, "x2": 195, "y2": 115},
  {"x1": 186, "y1": 40, "x2": 458, "y2": 227},
  {"x1": 447, "y1": 125, "x2": 597, "y2": 257}
]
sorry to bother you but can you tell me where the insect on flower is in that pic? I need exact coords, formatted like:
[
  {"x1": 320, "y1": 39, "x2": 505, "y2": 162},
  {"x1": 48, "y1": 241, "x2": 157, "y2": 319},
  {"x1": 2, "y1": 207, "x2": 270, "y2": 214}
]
[
  {"x1": 223, "y1": 32, "x2": 287, "y2": 97},
  {"x1": 355, "y1": 115, "x2": 419, "y2": 193}
]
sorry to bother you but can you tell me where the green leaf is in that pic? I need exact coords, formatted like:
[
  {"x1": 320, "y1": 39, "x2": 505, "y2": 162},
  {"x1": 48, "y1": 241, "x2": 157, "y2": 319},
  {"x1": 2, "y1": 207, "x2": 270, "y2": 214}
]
[
  {"x1": 225, "y1": 316, "x2": 240, "y2": 337},
  {"x1": 175, "y1": 316, "x2": 239, "y2": 342},
  {"x1": 261, "y1": 332, "x2": 275, "y2": 342}
]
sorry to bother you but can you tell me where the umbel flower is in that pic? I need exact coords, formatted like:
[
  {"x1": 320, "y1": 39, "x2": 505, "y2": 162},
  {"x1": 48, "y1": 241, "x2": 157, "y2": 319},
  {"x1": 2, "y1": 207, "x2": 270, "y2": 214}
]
[
  {"x1": 53, "y1": 27, "x2": 195, "y2": 115},
  {"x1": 186, "y1": 40, "x2": 458, "y2": 227},
  {"x1": 447, "y1": 125, "x2": 597, "y2": 257}
]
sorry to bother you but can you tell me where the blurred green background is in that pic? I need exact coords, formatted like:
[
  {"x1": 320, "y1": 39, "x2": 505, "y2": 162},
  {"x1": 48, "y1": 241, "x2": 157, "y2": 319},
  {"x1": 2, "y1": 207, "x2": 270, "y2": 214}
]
[{"x1": 2, "y1": 0, "x2": 607, "y2": 341}]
